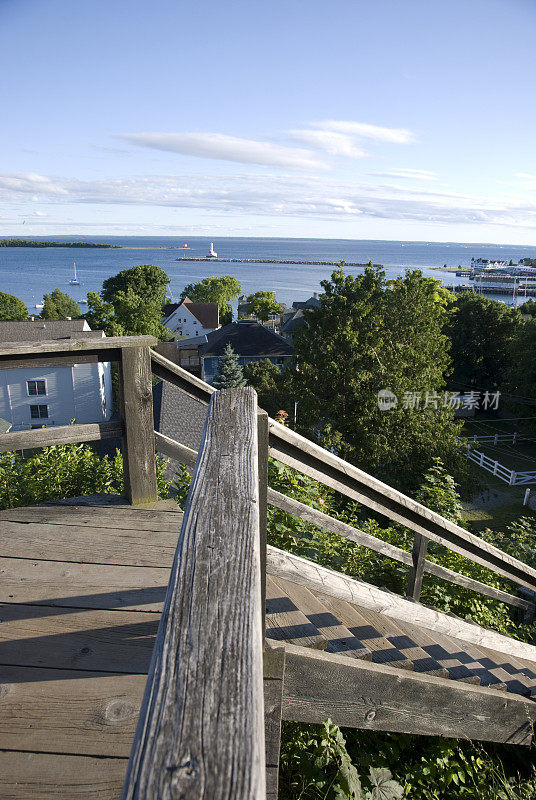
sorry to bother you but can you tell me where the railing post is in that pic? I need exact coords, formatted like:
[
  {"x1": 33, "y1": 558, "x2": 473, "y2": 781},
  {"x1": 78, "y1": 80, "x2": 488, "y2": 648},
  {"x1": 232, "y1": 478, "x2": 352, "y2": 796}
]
[
  {"x1": 122, "y1": 387, "x2": 265, "y2": 799},
  {"x1": 118, "y1": 345, "x2": 158, "y2": 506},
  {"x1": 406, "y1": 533, "x2": 429, "y2": 601},
  {"x1": 257, "y1": 409, "x2": 269, "y2": 640}
]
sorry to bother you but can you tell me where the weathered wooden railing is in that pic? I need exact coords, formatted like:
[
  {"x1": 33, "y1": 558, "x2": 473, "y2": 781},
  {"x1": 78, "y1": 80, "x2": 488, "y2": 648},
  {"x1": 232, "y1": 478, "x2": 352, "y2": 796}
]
[
  {"x1": 150, "y1": 349, "x2": 536, "y2": 618},
  {"x1": 0, "y1": 335, "x2": 158, "y2": 506},
  {"x1": 122, "y1": 387, "x2": 266, "y2": 799}
]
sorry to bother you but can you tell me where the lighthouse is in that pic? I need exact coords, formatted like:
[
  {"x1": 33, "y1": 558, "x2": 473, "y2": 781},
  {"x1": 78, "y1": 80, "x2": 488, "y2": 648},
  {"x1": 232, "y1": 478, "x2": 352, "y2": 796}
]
[{"x1": 207, "y1": 242, "x2": 218, "y2": 258}]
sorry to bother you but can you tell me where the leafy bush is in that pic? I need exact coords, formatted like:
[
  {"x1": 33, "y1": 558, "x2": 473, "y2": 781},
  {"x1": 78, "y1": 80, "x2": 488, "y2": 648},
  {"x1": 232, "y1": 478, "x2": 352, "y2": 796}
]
[{"x1": 0, "y1": 443, "x2": 171, "y2": 510}]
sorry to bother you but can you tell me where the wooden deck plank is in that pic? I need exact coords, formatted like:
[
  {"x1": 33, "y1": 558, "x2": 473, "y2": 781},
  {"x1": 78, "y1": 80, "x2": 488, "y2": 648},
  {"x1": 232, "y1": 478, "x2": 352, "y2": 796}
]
[
  {"x1": 0, "y1": 521, "x2": 179, "y2": 567},
  {"x1": 0, "y1": 751, "x2": 127, "y2": 799},
  {"x1": 0, "y1": 666, "x2": 145, "y2": 757},
  {"x1": 0, "y1": 506, "x2": 182, "y2": 531},
  {"x1": 0, "y1": 558, "x2": 169, "y2": 611},
  {"x1": 265, "y1": 576, "x2": 328, "y2": 650},
  {"x1": 0, "y1": 603, "x2": 158, "y2": 673}
]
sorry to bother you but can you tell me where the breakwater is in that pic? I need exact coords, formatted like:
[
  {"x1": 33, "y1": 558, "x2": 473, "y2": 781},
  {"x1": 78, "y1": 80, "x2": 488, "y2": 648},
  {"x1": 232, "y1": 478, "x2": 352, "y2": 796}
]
[{"x1": 175, "y1": 257, "x2": 382, "y2": 267}]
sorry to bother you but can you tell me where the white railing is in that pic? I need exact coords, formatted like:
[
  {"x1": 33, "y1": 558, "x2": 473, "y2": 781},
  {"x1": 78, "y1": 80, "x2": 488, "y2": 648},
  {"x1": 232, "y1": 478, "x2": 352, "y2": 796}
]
[{"x1": 465, "y1": 446, "x2": 536, "y2": 486}]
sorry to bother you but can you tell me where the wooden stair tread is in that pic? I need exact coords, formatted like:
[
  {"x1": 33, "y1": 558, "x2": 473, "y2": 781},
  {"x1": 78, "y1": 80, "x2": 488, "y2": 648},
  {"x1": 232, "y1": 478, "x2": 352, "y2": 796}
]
[
  {"x1": 265, "y1": 577, "x2": 327, "y2": 650},
  {"x1": 312, "y1": 593, "x2": 413, "y2": 670},
  {"x1": 270, "y1": 578, "x2": 371, "y2": 660}
]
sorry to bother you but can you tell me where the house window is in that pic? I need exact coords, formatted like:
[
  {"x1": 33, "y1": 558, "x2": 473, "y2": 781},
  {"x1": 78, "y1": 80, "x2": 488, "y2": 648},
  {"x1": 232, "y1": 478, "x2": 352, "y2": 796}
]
[
  {"x1": 30, "y1": 404, "x2": 48, "y2": 419},
  {"x1": 27, "y1": 379, "x2": 46, "y2": 396}
]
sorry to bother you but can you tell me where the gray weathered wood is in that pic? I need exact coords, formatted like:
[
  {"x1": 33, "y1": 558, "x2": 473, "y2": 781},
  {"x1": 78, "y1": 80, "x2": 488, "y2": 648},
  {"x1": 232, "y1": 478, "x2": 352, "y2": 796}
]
[
  {"x1": 407, "y1": 533, "x2": 429, "y2": 601},
  {"x1": 267, "y1": 488, "x2": 531, "y2": 610},
  {"x1": 122, "y1": 388, "x2": 266, "y2": 800},
  {"x1": 0, "y1": 334, "x2": 156, "y2": 359},
  {"x1": 258, "y1": 409, "x2": 269, "y2": 639},
  {"x1": 0, "y1": 557, "x2": 169, "y2": 611},
  {"x1": 0, "y1": 751, "x2": 128, "y2": 800},
  {"x1": 0, "y1": 518, "x2": 180, "y2": 567},
  {"x1": 267, "y1": 419, "x2": 536, "y2": 592},
  {"x1": 0, "y1": 666, "x2": 145, "y2": 757},
  {"x1": 263, "y1": 644, "x2": 285, "y2": 800},
  {"x1": 281, "y1": 643, "x2": 536, "y2": 745},
  {"x1": 0, "y1": 420, "x2": 123, "y2": 453},
  {"x1": 150, "y1": 348, "x2": 214, "y2": 403},
  {"x1": 266, "y1": 546, "x2": 536, "y2": 663},
  {"x1": 154, "y1": 430, "x2": 198, "y2": 468},
  {"x1": 119, "y1": 347, "x2": 158, "y2": 506}
]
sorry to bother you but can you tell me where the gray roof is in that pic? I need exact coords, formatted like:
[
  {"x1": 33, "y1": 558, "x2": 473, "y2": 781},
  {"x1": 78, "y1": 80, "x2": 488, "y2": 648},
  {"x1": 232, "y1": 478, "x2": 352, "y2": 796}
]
[
  {"x1": 153, "y1": 380, "x2": 208, "y2": 453},
  {"x1": 0, "y1": 319, "x2": 103, "y2": 343},
  {"x1": 200, "y1": 321, "x2": 294, "y2": 358}
]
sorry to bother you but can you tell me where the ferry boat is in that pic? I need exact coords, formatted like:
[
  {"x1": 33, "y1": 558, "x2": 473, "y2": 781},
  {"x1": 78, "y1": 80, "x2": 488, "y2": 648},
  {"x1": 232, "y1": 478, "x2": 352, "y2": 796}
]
[{"x1": 69, "y1": 262, "x2": 80, "y2": 285}]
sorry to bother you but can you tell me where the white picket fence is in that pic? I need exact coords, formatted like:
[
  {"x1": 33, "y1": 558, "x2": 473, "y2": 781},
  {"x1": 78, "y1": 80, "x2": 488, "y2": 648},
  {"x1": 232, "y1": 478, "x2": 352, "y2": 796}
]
[
  {"x1": 464, "y1": 445, "x2": 536, "y2": 486},
  {"x1": 466, "y1": 433, "x2": 536, "y2": 446}
]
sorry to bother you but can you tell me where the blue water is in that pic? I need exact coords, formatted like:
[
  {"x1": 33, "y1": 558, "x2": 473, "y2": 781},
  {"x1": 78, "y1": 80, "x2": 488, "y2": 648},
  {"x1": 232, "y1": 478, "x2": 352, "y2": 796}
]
[{"x1": 2, "y1": 236, "x2": 536, "y2": 311}]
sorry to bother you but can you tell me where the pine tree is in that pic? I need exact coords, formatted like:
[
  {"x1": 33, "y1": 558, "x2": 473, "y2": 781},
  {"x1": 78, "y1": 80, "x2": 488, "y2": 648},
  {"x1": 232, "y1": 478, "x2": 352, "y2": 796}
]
[{"x1": 213, "y1": 343, "x2": 247, "y2": 388}]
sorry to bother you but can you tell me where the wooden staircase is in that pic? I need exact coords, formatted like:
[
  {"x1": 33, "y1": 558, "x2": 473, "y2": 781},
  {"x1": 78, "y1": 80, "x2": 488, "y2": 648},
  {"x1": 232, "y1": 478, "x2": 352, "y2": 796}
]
[{"x1": 2, "y1": 338, "x2": 536, "y2": 799}]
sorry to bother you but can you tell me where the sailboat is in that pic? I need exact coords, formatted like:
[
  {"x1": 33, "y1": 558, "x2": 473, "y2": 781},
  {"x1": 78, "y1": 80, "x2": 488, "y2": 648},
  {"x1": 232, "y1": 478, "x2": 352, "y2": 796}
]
[{"x1": 69, "y1": 262, "x2": 80, "y2": 286}]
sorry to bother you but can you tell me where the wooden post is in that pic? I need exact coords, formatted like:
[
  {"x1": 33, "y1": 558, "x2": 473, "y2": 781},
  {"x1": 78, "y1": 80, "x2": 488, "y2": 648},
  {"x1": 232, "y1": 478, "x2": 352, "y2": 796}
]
[
  {"x1": 118, "y1": 346, "x2": 157, "y2": 506},
  {"x1": 406, "y1": 533, "x2": 428, "y2": 601},
  {"x1": 122, "y1": 388, "x2": 265, "y2": 800},
  {"x1": 258, "y1": 409, "x2": 269, "y2": 640},
  {"x1": 263, "y1": 644, "x2": 286, "y2": 800}
]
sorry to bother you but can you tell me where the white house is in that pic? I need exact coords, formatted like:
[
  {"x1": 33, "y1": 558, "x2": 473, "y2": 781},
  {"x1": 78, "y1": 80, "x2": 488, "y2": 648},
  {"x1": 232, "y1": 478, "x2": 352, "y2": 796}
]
[
  {"x1": 0, "y1": 319, "x2": 113, "y2": 432},
  {"x1": 162, "y1": 297, "x2": 220, "y2": 338}
]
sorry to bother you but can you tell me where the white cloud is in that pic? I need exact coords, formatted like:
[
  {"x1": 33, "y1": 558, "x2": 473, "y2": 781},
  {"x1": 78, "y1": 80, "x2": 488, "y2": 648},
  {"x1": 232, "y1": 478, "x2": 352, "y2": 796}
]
[
  {"x1": 2, "y1": 171, "x2": 535, "y2": 230},
  {"x1": 118, "y1": 132, "x2": 328, "y2": 171},
  {"x1": 314, "y1": 121, "x2": 416, "y2": 144},
  {"x1": 288, "y1": 129, "x2": 368, "y2": 158},
  {"x1": 370, "y1": 168, "x2": 438, "y2": 181}
]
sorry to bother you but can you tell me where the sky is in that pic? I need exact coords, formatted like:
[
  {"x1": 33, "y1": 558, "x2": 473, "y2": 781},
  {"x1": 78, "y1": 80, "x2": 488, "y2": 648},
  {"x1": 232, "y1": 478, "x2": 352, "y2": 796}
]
[{"x1": 1, "y1": 0, "x2": 535, "y2": 243}]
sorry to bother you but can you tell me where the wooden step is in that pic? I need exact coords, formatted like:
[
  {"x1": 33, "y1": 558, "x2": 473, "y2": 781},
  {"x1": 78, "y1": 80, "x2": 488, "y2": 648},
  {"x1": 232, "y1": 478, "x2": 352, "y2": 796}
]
[
  {"x1": 385, "y1": 617, "x2": 482, "y2": 685},
  {"x1": 265, "y1": 577, "x2": 327, "y2": 650},
  {"x1": 311, "y1": 593, "x2": 413, "y2": 670},
  {"x1": 269, "y1": 578, "x2": 372, "y2": 660}
]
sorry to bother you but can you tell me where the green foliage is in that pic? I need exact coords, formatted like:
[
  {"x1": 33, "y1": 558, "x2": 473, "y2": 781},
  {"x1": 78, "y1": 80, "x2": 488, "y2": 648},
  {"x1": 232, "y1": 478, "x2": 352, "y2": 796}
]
[
  {"x1": 101, "y1": 264, "x2": 169, "y2": 306},
  {"x1": 290, "y1": 265, "x2": 464, "y2": 493},
  {"x1": 445, "y1": 292, "x2": 522, "y2": 390},
  {"x1": 280, "y1": 720, "x2": 403, "y2": 800},
  {"x1": 0, "y1": 239, "x2": 117, "y2": 248},
  {"x1": 519, "y1": 300, "x2": 536, "y2": 317},
  {"x1": 0, "y1": 443, "x2": 171, "y2": 510},
  {"x1": 415, "y1": 457, "x2": 464, "y2": 525},
  {"x1": 41, "y1": 288, "x2": 81, "y2": 320},
  {"x1": 181, "y1": 275, "x2": 242, "y2": 324},
  {"x1": 245, "y1": 290, "x2": 283, "y2": 322},
  {"x1": 0, "y1": 291, "x2": 28, "y2": 321},
  {"x1": 506, "y1": 316, "x2": 536, "y2": 421},
  {"x1": 243, "y1": 358, "x2": 284, "y2": 416},
  {"x1": 212, "y1": 343, "x2": 247, "y2": 388},
  {"x1": 85, "y1": 264, "x2": 172, "y2": 340}
]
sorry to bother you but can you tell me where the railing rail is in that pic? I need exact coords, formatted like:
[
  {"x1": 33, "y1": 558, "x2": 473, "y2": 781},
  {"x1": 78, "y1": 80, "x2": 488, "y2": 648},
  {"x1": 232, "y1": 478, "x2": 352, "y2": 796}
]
[
  {"x1": 122, "y1": 387, "x2": 265, "y2": 800},
  {"x1": 151, "y1": 350, "x2": 536, "y2": 612},
  {"x1": 0, "y1": 335, "x2": 158, "y2": 506}
]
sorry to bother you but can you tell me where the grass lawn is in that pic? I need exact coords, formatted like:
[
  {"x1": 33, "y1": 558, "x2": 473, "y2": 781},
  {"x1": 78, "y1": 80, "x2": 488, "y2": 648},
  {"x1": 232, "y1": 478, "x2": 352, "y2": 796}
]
[{"x1": 462, "y1": 461, "x2": 536, "y2": 533}]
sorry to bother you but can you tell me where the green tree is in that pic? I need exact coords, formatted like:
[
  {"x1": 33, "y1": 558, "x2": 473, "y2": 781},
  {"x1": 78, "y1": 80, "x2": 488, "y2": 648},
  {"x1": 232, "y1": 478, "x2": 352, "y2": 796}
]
[
  {"x1": 181, "y1": 275, "x2": 241, "y2": 324},
  {"x1": 519, "y1": 299, "x2": 536, "y2": 317},
  {"x1": 445, "y1": 292, "x2": 522, "y2": 391},
  {"x1": 245, "y1": 290, "x2": 282, "y2": 322},
  {"x1": 212, "y1": 343, "x2": 246, "y2": 388},
  {"x1": 101, "y1": 264, "x2": 170, "y2": 306},
  {"x1": 505, "y1": 316, "x2": 536, "y2": 420},
  {"x1": 244, "y1": 358, "x2": 286, "y2": 416},
  {"x1": 291, "y1": 266, "x2": 464, "y2": 492},
  {"x1": 41, "y1": 288, "x2": 81, "y2": 320},
  {"x1": 85, "y1": 264, "x2": 172, "y2": 340},
  {"x1": 0, "y1": 292, "x2": 27, "y2": 321}
]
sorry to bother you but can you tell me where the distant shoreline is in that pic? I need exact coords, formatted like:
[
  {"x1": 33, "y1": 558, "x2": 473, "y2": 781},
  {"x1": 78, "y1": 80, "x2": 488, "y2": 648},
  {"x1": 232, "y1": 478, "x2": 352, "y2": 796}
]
[
  {"x1": 0, "y1": 239, "x2": 121, "y2": 249},
  {"x1": 176, "y1": 257, "x2": 383, "y2": 267}
]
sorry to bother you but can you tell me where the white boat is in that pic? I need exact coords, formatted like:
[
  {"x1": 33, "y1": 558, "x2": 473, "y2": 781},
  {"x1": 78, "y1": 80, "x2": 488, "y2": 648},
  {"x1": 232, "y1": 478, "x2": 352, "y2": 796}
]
[
  {"x1": 69, "y1": 262, "x2": 80, "y2": 285},
  {"x1": 35, "y1": 303, "x2": 44, "y2": 309},
  {"x1": 207, "y1": 242, "x2": 218, "y2": 258},
  {"x1": 78, "y1": 299, "x2": 88, "y2": 305}
]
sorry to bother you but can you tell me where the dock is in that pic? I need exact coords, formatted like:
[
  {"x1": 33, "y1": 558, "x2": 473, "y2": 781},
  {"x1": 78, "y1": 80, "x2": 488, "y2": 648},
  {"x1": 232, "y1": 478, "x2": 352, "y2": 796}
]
[{"x1": 2, "y1": 338, "x2": 536, "y2": 798}]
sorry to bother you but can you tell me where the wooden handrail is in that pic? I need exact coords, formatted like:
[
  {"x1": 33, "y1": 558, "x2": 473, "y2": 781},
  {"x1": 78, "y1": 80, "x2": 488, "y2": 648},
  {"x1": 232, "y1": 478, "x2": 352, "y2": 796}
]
[
  {"x1": 150, "y1": 354, "x2": 536, "y2": 607},
  {"x1": 0, "y1": 336, "x2": 158, "y2": 506},
  {"x1": 123, "y1": 388, "x2": 265, "y2": 799}
]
